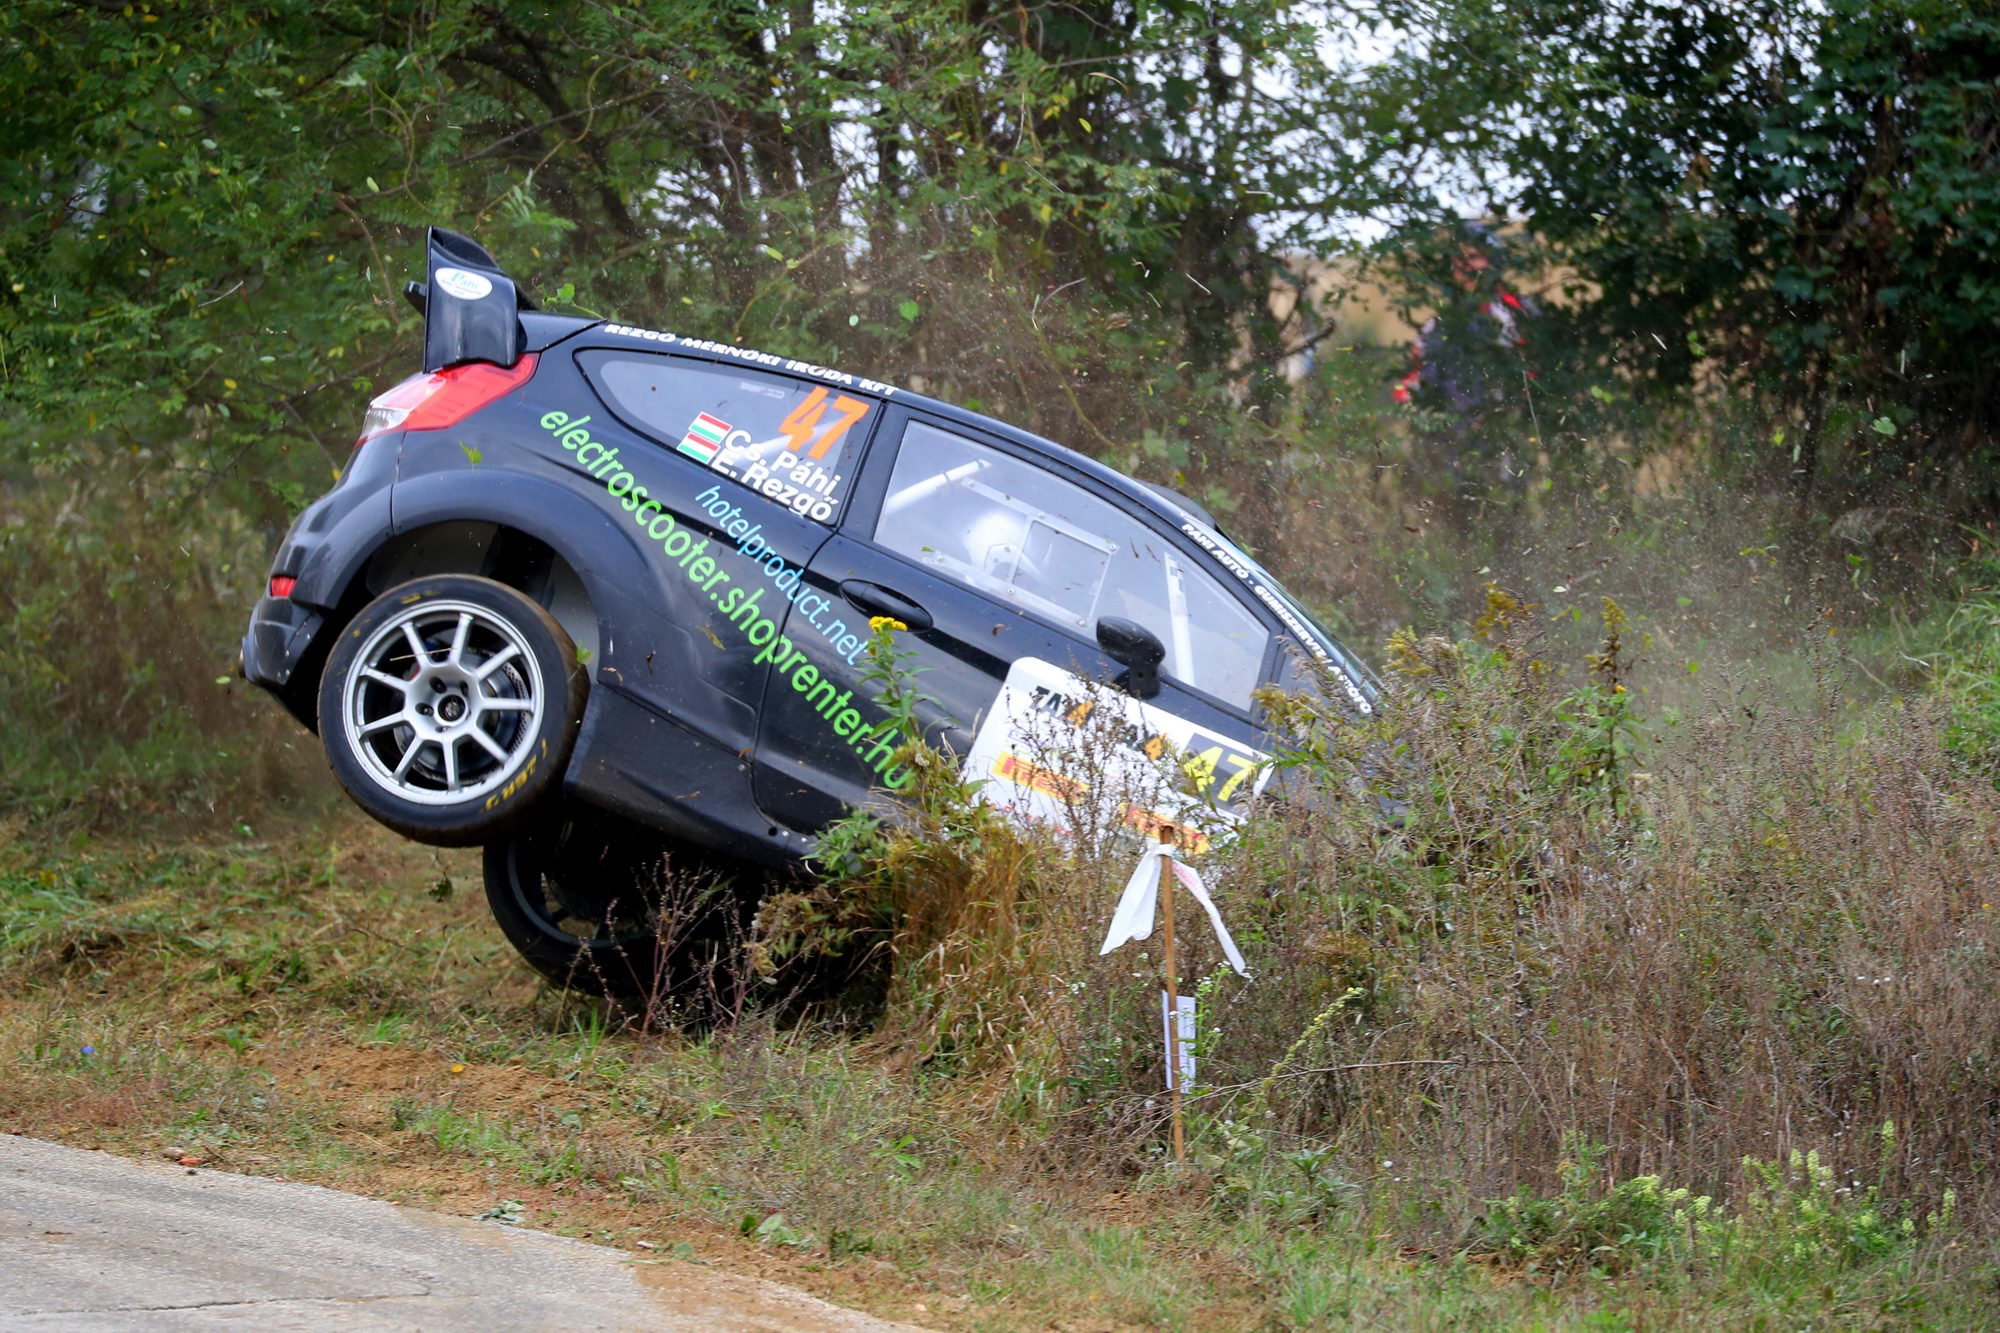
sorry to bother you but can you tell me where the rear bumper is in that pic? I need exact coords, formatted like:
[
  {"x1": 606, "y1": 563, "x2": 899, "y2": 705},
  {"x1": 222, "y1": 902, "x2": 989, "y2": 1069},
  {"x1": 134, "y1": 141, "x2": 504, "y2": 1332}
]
[{"x1": 242, "y1": 595, "x2": 325, "y2": 729}]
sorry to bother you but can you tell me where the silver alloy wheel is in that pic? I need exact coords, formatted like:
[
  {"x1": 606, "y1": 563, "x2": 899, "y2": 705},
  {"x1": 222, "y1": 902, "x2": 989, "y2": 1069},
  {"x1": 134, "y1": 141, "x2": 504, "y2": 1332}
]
[{"x1": 340, "y1": 598, "x2": 547, "y2": 806}]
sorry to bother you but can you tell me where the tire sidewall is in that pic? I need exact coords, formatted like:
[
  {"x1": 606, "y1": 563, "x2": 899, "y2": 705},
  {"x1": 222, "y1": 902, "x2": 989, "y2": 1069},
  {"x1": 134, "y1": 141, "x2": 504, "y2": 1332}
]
[
  {"x1": 476, "y1": 832, "x2": 656, "y2": 984},
  {"x1": 481, "y1": 807, "x2": 758, "y2": 1001},
  {"x1": 318, "y1": 574, "x2": 586, "y2": 846}
]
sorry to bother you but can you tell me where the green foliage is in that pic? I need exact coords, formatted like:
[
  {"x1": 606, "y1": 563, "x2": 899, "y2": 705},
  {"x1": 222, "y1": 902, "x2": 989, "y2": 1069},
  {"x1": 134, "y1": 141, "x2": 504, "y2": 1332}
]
[
  {"x1": 1466, "y1": 1134, "x2": 1944, "y2": 1283},
  {"x1": 1467, "y1": 1138, "x2": 1716, "y2": 1277},
  {"x1": 743, "y1": 1211, "x2": 813, "y2": 1249},
  {"x1": 0, "y1": 492, "x2": 324, "y2": 820},
  {"x1": 1552, "y1": 597, "x2": 1644, "y2": 815},
  {"x1": 0, "y1": 865, "x2": 98, "y2": 961},
  {"x1": 1367, "y1": 0, "x2": 2000, "y2": 503},
  {"x1": 1259, "y1": 584, "x2": 1650, "y2": 925},
  {"x1": 1724, "y1": 1141, "x2": 1938, "y2": 1281},
  {"x1": 3, "y1": 0, "x2": 1995, "y2": 582},
  {"x1": 1, "y1": 0, "x2": 1383, "y2": 518},
  {"x1": 855, "y1": 615, "x2": 931, "y2": 760},
  {"x1": 1210, "y1": 1126, "x2": 1361, "y2": 1228},
  {"x1": 8, "y1": 636, "x2": 2000, "y2": 1323},
  {"x1": 1932, "y1": 557, "x2": 2000, "y2": 769},
  {"x1": 753, "y1": 614, "x2": 1039, "y2": 1054}
]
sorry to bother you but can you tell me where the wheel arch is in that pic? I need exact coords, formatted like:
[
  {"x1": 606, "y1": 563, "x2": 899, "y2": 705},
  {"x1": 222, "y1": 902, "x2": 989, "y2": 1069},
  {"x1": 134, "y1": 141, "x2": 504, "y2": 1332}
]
[
  {"x1": 357, "y1": 521, "x2": 599, "y2": 667},
  {"x1": 289, "y1": 475, "x2": 657, "y2": 730}
]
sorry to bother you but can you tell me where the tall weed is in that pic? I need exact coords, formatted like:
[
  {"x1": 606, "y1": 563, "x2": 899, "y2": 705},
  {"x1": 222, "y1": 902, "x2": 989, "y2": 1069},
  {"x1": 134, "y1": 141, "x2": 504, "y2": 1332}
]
[
  {"x1": 0, "y1": 484, "x2": 325, "y2": 824},
  {"x1": 810, "y1": 588, "x2": 2000, "y2": 1268}
]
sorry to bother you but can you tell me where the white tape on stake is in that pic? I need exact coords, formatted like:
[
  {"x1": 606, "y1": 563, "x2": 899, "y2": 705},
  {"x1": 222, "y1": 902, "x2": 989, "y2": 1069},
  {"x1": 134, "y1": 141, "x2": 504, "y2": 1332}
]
[
  {"x1": 1162, "y1": 991, "x2": 1196, "y2": 1092},
  {"x1": 1100, "y1": 843, "x2": 1249, "y2": 977}
]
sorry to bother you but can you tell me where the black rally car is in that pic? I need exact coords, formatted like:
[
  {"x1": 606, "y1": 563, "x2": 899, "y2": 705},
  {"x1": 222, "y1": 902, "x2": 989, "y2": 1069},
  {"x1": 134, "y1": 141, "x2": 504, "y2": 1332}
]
[{"x1": 243, "y1": 229, "x2": 1374, "y2": 990}]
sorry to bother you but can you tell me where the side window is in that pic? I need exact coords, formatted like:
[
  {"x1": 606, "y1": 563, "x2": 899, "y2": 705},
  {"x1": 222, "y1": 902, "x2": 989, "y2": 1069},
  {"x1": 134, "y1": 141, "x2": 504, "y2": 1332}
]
[
  {"x1": 578, "y1": 350, "x2": 875, "y2": 524},
  {"x1": 874, "y1": 421, "x2": 1270, "y2": 707}
]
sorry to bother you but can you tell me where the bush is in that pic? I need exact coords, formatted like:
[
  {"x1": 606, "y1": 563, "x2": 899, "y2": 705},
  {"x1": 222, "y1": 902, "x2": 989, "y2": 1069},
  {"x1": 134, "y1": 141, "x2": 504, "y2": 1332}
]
[
  {"x1": 1722, "y1": 1138, "x2": 1944, "y2": 1281},
  {"x1": 0, "y1": 485, "x2": 327, "y2": 826},
  {"x1": 1931, "y1": 558, "x2": 2000, "y2": 770},
  {"x1": 796, "y1": 588, "x2": 2000, "y2": 1269},
  {"x1": 1464, "y1": 1132, "x2": 1950, "y2": 1284},
  {"x1": 1466, "y1": 1137, "x2": 1714, "y2": 1277}
]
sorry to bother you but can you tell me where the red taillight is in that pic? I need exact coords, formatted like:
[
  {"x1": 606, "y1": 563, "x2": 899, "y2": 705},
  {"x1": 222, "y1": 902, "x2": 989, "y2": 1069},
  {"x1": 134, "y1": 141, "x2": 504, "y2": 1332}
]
[
  {"x1": 270, "y1": 575, "x2": 297, "y2": 599},
  {"x1": 354, "y1": 353, "x2": 539, "y2": 449}
]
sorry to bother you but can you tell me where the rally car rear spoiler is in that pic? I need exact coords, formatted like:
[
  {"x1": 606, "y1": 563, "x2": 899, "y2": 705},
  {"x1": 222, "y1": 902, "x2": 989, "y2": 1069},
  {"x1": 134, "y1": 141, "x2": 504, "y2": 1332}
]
[{"x1": 403, "y1": 227, "x2": 539, "y2": 373}]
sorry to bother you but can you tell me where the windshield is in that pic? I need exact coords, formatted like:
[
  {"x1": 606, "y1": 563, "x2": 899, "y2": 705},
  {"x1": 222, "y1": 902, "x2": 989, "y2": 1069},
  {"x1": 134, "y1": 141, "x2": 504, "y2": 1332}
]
[
  {"x1": 1263, "y1": 571, "x2": 1377, "y2": 688},
  {"x1": 1176, "y1": 519, "x2": 1378, "y2": 714}
]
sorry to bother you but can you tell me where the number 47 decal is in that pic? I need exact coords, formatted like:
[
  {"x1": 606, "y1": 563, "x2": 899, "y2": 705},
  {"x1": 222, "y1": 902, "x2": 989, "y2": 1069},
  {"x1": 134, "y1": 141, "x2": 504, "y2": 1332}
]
[
  {"x1": 778, "y1": 387, "x2": 871, "y2": 460},
  {"x1": 1182, "y1": 742, "x2": 1259, "y2": 805}
]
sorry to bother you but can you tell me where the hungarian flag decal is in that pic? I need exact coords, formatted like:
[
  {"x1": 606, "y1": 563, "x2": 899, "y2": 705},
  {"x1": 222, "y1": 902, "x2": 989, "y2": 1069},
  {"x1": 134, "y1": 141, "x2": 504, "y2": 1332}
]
[{"x1": 678, "y1": 412, "x2": 730, "y2": 463}]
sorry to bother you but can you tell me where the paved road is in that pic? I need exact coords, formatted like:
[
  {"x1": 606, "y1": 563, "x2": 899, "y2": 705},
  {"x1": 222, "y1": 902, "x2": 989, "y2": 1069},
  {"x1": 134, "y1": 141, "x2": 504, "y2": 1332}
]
[{"x1": 0, "y1": 1134, "x2": 927, "y2": 1331}]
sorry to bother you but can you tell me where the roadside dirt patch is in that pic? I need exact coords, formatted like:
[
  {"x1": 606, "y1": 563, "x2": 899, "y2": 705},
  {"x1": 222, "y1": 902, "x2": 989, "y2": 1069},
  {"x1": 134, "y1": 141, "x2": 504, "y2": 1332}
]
[
  {"x1": 259, "y1": 1040, "x2": 588, "y2": 1120},
  {"x1": 237, "y1": 1035, "x2": 963, "y2": 1327},
  {"x1": 0, "y1": 1007, "x2": 1239, "y2": 1331}
]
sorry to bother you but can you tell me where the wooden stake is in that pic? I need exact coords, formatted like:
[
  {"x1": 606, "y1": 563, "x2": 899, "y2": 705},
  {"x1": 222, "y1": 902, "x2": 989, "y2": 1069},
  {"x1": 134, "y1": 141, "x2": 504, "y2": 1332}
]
[{"x1": 1158, "y1": 827, "x2": 1186, "y2": 1166}]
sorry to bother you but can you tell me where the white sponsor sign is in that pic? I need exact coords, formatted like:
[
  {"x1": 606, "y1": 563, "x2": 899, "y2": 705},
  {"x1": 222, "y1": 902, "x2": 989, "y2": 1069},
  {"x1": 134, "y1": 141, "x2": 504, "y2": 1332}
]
[{"x1": 962, "y1": 656, "x2": 1269, "y2": 855}]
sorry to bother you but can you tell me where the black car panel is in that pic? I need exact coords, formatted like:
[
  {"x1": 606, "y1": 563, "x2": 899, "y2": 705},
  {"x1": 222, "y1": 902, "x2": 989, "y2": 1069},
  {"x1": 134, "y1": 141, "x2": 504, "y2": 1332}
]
[
  {"x1": 241, "y1": 441, "x2": 404, "y2": 724},
  {"x1": 245, "y1": 229, "x2": 1380, "y2": 898},
  {"x1": 752, "y1": 404, "x2": 1279, "y2": 835},
  {"x1": 563, "y1": 686, "x2": 794, "y2": 867},
  {"x1": 389, "y1": 387, "x2": 813, "y2": 863},
  {"x1": 519, "y1": 310, "x2": 600, "y2": 354},
  {"x1": 399, "y1": 391, "x2": 760, "y2": 749},
  {"x1": 281, "y1": 441, "x2": 401, "y2": 615}
]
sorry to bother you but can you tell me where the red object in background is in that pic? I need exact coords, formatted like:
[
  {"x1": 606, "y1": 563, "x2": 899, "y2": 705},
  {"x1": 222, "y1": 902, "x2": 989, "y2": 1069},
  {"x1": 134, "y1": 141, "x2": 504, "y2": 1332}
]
[
  {"x1": 354, "y1": 353, "x2": 539, "y2": 449},
  {"x1": 269, "y1": 575, "x2": 297, "y2": 599}
]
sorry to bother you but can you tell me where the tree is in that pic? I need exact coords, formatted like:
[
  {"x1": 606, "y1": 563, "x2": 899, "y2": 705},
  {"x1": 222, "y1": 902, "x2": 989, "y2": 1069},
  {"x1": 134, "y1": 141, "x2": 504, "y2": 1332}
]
[
  {"x1": 0, "y1": 0, "x2": 1388, "y2": 543},
  {"x1": 1366, "y1": 0, "x2": 2000, "y2": 510}
]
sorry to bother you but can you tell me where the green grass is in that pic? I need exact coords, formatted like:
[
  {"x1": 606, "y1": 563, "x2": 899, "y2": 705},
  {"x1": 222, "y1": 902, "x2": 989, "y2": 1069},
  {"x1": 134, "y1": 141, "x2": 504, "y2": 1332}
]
[
  {"x1": 2, "y1": 819, "x2": 1992, "y2": 1331},
  {"x1": 9, "y1": 571, "x2": 2000, "y2": 1328}
]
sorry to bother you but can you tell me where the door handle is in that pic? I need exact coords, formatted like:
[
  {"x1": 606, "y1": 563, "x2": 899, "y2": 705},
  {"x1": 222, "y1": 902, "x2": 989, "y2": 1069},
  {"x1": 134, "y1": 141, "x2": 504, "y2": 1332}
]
[{"x1": 839, "y1": 580, "x2": 933, "y2": 633}]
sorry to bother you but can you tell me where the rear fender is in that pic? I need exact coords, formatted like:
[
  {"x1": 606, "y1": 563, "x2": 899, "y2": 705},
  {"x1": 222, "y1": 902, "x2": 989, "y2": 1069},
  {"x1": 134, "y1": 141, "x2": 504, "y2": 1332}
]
[
  {"x1": 388, "y1": 462, "x2": 764, "y2": 752},
  {"x1": 389, "y1": 466, "x2": 773, "y2": 838},
  {"x1": 388, "y1": 470, "x2": 658, "y2": 658},
  {"x1": 286, "y1": 483, "x2": 395, "y2": 616}
]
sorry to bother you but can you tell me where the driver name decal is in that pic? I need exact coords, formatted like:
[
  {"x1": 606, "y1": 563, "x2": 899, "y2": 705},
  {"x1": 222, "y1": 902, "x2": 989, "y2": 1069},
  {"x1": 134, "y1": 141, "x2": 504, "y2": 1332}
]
[
  {"x1": 539, "y1": 408, "x2": 910, "y2": 790},
  {"x1": 704, "y1": 445, "x2": 844, "y2": 523}
]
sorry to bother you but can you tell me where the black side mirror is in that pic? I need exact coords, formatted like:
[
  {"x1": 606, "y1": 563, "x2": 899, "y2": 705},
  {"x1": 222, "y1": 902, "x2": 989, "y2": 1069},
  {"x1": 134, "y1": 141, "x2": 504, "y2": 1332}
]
[{"x1": 1096, "y1": 616, "x2": 1165, "y2": 700}]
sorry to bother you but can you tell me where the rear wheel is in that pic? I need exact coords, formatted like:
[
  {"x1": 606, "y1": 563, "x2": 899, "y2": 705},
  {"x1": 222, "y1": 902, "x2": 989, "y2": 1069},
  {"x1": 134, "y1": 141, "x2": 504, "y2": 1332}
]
[
  {"x1": 482, "y1": 803, "x2": 750, "y2": 1003},
  {"x1": 318, "y1": 575, "x2": 586, "y2": 846}
]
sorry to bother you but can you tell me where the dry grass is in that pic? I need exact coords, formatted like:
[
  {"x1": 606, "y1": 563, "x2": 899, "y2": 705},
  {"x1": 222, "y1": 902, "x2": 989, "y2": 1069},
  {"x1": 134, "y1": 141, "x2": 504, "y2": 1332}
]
[
  {"x1": 5, "y1": 364, "x2": 1996, "y2": 1326},
  {"x1": 4, "y1": 655, "x2": 1996, "y2": 1327},
  {"x1": 0, "y1": 824, "x2": 1535, "y2": 1331},
  {"x1": 1218, "y1": 617, "x2": 2000, "y2": 1233},
  {"x1": 749, "y1": 592, "x2": 2000, "y2": 1322},
  {"x1": 0, "y1": 488, "x2": 328, "y2": 826}
]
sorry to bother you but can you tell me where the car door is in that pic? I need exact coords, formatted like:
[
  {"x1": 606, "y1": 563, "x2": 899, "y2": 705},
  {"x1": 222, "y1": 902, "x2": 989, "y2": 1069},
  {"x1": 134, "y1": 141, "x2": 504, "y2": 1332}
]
[
  {"x1": 751, "y1": 407, "x2": 1280, "y2": 844},
  {"x1": 567, "y1": 346, "x2": 884, "y2": 771}
]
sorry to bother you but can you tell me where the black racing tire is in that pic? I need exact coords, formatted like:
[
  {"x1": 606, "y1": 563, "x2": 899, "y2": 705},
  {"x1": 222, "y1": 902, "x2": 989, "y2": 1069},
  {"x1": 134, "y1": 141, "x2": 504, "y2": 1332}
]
[
  {"x1": 317, "y1": 574, "x2": 587, "y2": 847},
  {"x1": 482, "y1": 802, "x2": 751, "y2": 1004}
]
